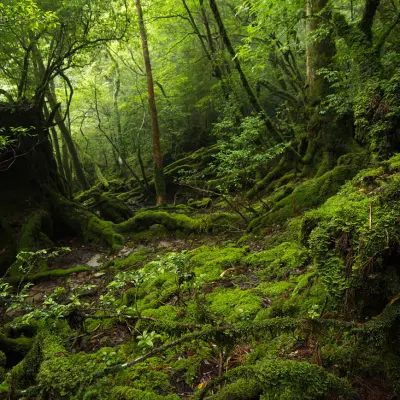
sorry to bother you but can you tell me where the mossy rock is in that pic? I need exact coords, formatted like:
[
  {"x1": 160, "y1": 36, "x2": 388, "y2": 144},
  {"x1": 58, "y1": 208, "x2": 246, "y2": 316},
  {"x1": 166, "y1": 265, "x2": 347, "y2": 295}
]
[{"x1": 218, "y1": 359, "x2": 354, "y2": 399}]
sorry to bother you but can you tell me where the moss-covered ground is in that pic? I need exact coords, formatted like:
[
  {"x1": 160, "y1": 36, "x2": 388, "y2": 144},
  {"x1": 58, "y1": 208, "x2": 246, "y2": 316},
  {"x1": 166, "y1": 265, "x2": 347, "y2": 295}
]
[{"x1": 2, "y1": 154, "x2": 400, "y2": 399}]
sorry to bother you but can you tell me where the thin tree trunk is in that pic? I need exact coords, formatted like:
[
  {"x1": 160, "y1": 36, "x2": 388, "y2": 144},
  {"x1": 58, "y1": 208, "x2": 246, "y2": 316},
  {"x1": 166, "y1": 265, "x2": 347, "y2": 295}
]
[
  {"x1": 181, "y1": 0, "x2": 229, "y2": 98},
  {"x1": 43, "y1": 103, "x2": 65, "y2": 181},
  {"x1": 108, "y1": 50, "x2": 127, "y2": 176},
  {"x1": 47, "y1": 90, "x2": 91, "y2": 191},
  {"x1": 208, "y1": 0, "x2": 281, "y2": 142},
  {"x1": 135, "y1": 0, "x2": 166, "y2": 205}
]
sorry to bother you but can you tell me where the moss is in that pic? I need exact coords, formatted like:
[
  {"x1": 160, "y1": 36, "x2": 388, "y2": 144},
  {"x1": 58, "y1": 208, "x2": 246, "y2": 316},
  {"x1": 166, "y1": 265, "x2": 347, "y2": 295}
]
[
  {"x1": 111, "y1": 361, "x2": 176, "y2": 396},
  {"x1": 130, "y1": 224, "x2": 169, "y2": 242},
  {"x1": 6, "y1": 265, "x2": 91, "y2": 285},
  {"x1": 209, "y1": 378, "x2": 261, "y2": 399},
  {"x1": 0, "y1": 333, "x2": 32, "y2": 366},
  {"x1": 116, "y1": 211, "x2": 203, "y2": 234},
  {"x1": 96, "y1": 194, "x2": 133, "y2": 223},
  {"x1": 8, "y1": 332, "x2": 44, "y2": 390},
  {"x1": 0, "y1": 351, "x2": 5, "y2": 383},
  {"x1": 18, "y1": 210, "x2": 53, "y2": 252},
  {"x1": 255, "y1": 281, "x2": 295, "y2": 298},
  {"x1": 110, "y1": 386, "x2": 179, "y2": 400},
  {"x1": 84, "y1": 215, "x2": 124, "y2": 251},
  {"x1": 245, "y1": 242, "x2": 309, "y2": 280},
  {"x1": 141, "y1": 305, "x2": 179, "y2": 322},
  {"x1": 53, "y1": 193, "x2": 125, "y2": 251},
  {"x1": 109, "y1": 251, "x2": 147, "y2": 271},
  {"x1": 188, "y1": 197, "x2": 212, "y2": 209},
  {"x1": 291, "y1": 272, "x2": 315, "y2": 297},
  {"x1": 207, "y1": 288, "x2": 261, "y2": 323},
  {"x1": 203, "y1": 212, "x2": 244, "y2": 232},
  {"x1": 191, "y1": 246, "x2": 248, "y2": 281},
  {"x1": 224, "y1": 359, "x2": 353, "y2": 399},
  {"x1": 248, "y1": 152, "x2": 365, "y2": 231},
  {"x1": 300, "y1": 170, "x2": 400, "y2": 304}
]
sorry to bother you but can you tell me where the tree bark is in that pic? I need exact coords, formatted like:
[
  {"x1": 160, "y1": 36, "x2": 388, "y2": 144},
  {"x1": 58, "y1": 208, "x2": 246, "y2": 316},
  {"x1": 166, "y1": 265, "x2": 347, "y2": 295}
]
[
  {"x1": 306, "y1": 0, "x2": 335, "y2": 104},
  {"x1": 47, "y1": 89, "x2": 91, "y2": 191},
  {"x1": 135, "y1": 0, "x2": 166, "y2": 204}
]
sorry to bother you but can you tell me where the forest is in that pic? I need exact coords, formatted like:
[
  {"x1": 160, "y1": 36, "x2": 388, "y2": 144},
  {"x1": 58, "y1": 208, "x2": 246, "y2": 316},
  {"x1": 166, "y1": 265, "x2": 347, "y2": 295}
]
[{"x1": 0, "y1": 0, "x2": 400, "y2": 398}]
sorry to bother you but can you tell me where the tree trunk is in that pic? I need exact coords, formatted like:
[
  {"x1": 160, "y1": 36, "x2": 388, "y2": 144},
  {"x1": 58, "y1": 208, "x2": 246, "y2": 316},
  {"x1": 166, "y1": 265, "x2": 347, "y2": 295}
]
[
  {"x1": 304, "y1": 0, "x2": 337, "y2": 166},
  {"x1": 135, "y1": 0, "x2": 166, "y2": 205},
  {"x1": 47, "y1": 90, "x2": 91, "y2": 191},
  {"x1": 0, "y1": 103, "x2": 61, "y2": 272},
  {"x1": 306, "y1": 0, "x2": 335, "y2": 104}
]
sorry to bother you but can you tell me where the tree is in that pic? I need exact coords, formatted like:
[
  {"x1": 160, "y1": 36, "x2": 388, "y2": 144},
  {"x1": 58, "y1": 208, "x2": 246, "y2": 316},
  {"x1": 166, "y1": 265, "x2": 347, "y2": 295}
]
[{"x1": 135, "y1": 0, "x2": 166, "y2": 205}]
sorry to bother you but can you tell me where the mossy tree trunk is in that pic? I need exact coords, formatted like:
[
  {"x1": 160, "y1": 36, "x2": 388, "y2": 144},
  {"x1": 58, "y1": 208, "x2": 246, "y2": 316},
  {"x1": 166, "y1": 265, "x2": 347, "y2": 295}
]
[
  {"x1": 47, "y1": 90, "x2": 91, "y2": 191},
  {"x1": 135, "y1": 0, "x2": 166, "y2": 205},
  {"x1": 0, "y1": 103, "x2": 125, "y2": 274},
  {"x1": 0, "y1": 103, "x2": 62, "y2": 272},
  {"x1": 304, "y1": 0, "x2": 338, "y2": 168}
]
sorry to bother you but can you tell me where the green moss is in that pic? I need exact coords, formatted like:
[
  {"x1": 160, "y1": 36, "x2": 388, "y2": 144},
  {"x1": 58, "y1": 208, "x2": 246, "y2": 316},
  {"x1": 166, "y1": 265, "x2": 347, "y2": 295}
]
[
  {"x1": 207, "y1": 288, "x2": 261, "y2": 323},
  {"x1": 209, "y1": 378, "x2": 261, "y2": 399},
  {"x1": 110, "y1": 386, "x2": 179, "y2": 400},
  {"x1": 8, "y1": 332, "x2": 44, "y2": 390},
  {"x1": 223, "y1": 359, "x2": 353, "y2": 399},
  {"x1": 248, "y1": 152, "x2": 365, "y2": 231},
  {"x1": 291, "y1": 272, "x2": 315, "y2": 297},
  {"x1": 255, "y1": 281, "x2": 295, "y2": 298},
  {"x1": 110, "y1": 251, "x2": 147, "y2": 271},
  {"x1": 18, "y1": 210, "x2": 53, "y2": 252},
  {"x1": 0, "y1": 351, "x2": 5, "y2": 383},
  {"x1": 141, "y1": 305, "x2": 179, "y2": 322},
  {"x1": 84, "y1": 215, "x2": 124, "y2": 251},
  {"x1": 0, "y1": 333, "x2": 32, "y2": 366},
  {"x1": 96, "y1": 195, "x2": 133, "y2": 223},
  {"x1": 203, "y1": 212, "x2": 244, "y2": 232},
  {"x1": 188, "y1": 197, "x2": 212, "y2": 209},
  {"x1": 300, "y1": 170, "x2": 400, "y2": 303},
  {"x1": 191, "y1": 246, "x2": 248, "y2": 281},
  {"x1": 130, "y1": 224, "x2": 168, "y2": 242},
  {"x1": 6, "y1": 265, "x2": 91, "y2": 285},
  {"x1": 245, "y1": 242, "x2": 309, "y2": 280},
  {"x1": 52, "y1": 193, "x2": 125, "y2": 251},
  {"x1": 116, "y1": 211, "x2": 204, "y2": 234}
]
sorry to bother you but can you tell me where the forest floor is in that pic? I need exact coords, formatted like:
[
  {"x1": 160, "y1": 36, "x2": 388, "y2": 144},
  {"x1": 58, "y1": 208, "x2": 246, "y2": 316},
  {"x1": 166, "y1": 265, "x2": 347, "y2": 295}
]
[{"x1": 2, "y1": 153, "x2": 400, "y2": 399}]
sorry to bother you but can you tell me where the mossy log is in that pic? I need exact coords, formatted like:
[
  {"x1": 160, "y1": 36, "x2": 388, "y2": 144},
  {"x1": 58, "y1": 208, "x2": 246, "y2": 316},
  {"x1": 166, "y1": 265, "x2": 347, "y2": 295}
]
[{"x1": 115, "y1": 211, "x2": 203, "y2": 234}]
